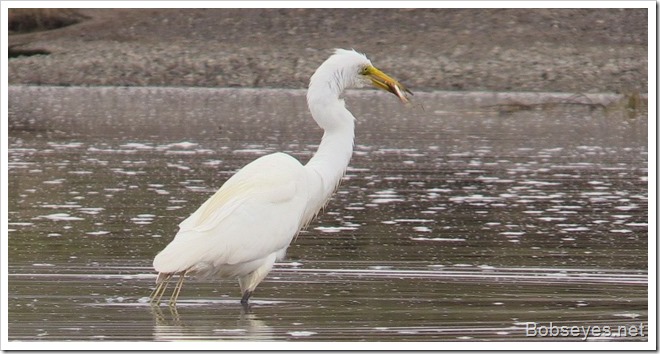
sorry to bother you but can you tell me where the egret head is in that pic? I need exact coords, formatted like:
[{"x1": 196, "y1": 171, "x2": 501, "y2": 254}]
[{"x1": 309, "y1": 49, "x2": 412, "y2": 104}]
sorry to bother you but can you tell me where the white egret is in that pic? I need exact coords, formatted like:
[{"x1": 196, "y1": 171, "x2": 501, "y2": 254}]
[{"x1": 150, "y1": 49, "x2": 411, "y2": 306}]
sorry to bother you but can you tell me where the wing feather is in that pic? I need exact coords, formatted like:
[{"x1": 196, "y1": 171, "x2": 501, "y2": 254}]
[{"x1": 153, "y1": 152, "x2": 308, "y2": 274}]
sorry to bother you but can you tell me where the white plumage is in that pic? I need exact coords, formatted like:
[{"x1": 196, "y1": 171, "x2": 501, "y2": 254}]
[{"x1": 150, "y1": 49, "x2": 411, "y2": 306}]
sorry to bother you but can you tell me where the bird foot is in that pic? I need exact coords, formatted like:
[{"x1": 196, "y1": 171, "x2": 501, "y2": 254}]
[
  {"x1": 240, "y1": 290, "x2": 252, "y2": 305},
  {"x1": 240, "y1": 291, "x2": 252, "y2": 311}
]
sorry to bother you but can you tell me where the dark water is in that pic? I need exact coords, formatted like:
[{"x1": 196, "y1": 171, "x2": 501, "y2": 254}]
[{"x1": 7, "y1": 86, "x2": 648, "y2": 344}]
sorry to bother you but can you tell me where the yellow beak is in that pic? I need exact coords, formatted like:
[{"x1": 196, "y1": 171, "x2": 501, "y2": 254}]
[{"x1": 365, "y1": 65, "x2": 413, "y2": 104}]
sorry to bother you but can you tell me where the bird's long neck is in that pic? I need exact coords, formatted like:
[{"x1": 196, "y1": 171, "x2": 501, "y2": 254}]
[{"x1": 305, "y1": 94, "x2": 355, "y2": 205}]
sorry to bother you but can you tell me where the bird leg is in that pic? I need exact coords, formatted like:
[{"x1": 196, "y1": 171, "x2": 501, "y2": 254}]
[
  {"x1": 241, "y1": 290, "x2": 253, "y2": 311},
  {"x1": 237, "y1": 253, "x2": 276, "y2": 306},
  {"x1": 168, "y1": 271, "x2": 187, "y2": 307},
  {"x1": 150, "y1": 273, "x2": 173, "y2": 306},
  {"x1": 240, "y1": 290, "x2": 252, "y2": 304}
]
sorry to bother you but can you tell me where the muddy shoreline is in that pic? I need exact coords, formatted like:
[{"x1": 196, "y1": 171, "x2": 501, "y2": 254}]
[{"x1": 8, "y1": 8, "x2": 648, "y2": 93}]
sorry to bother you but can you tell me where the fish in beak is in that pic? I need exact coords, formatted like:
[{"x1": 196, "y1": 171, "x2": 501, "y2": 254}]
[{"x1": 364, "y1": 65, "x2": 413, "y2": 104}]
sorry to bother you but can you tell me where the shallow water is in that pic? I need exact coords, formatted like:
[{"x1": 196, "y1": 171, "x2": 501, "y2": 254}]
[{"x1": 7, "y1": 86, "x2": 648, "y2": 343}]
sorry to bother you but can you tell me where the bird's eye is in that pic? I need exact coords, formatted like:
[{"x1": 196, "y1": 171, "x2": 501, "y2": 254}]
[{"x1": 359, "y1": 66, "x2": 369, "y2": 75}]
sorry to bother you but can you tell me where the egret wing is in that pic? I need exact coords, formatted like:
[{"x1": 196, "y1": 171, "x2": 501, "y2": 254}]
[{"x1": 153, "y1": 152, "x2": 308, "y2": 274}]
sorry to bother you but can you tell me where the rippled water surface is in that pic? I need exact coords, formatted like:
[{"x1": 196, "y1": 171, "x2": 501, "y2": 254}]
[{"x1": 7, "y1": 86, "x2": 648, "y2": 344}]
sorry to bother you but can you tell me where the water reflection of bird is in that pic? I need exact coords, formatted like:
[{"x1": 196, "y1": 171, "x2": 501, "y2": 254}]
[
  {"x1": 150, "y1": 49, "x2": 411, "y2": 306},
  {"x1": 151, "y1": 304, "x2": 274, "y2": 340}
]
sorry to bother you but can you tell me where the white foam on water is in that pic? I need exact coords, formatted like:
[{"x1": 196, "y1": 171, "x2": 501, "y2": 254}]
[
  {"x1": 86, "y1": 231, "x2": 111, "y2": 236},
  {"x1": 411, "y1": 237, "x2": 466, "y2": 242},
  {"x1": 36, "y1": 213, "x2": 84, "y2": 221}
]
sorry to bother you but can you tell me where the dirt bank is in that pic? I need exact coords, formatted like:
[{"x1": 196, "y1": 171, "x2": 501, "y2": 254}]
[{"x1": 8, "y1": 8, "x2": 648, "y2": 93}]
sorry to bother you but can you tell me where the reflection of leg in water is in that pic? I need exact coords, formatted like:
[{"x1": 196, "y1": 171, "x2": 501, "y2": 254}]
[{"x1": 149, "y1": 300, "x2": 181, "y2": 327}]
